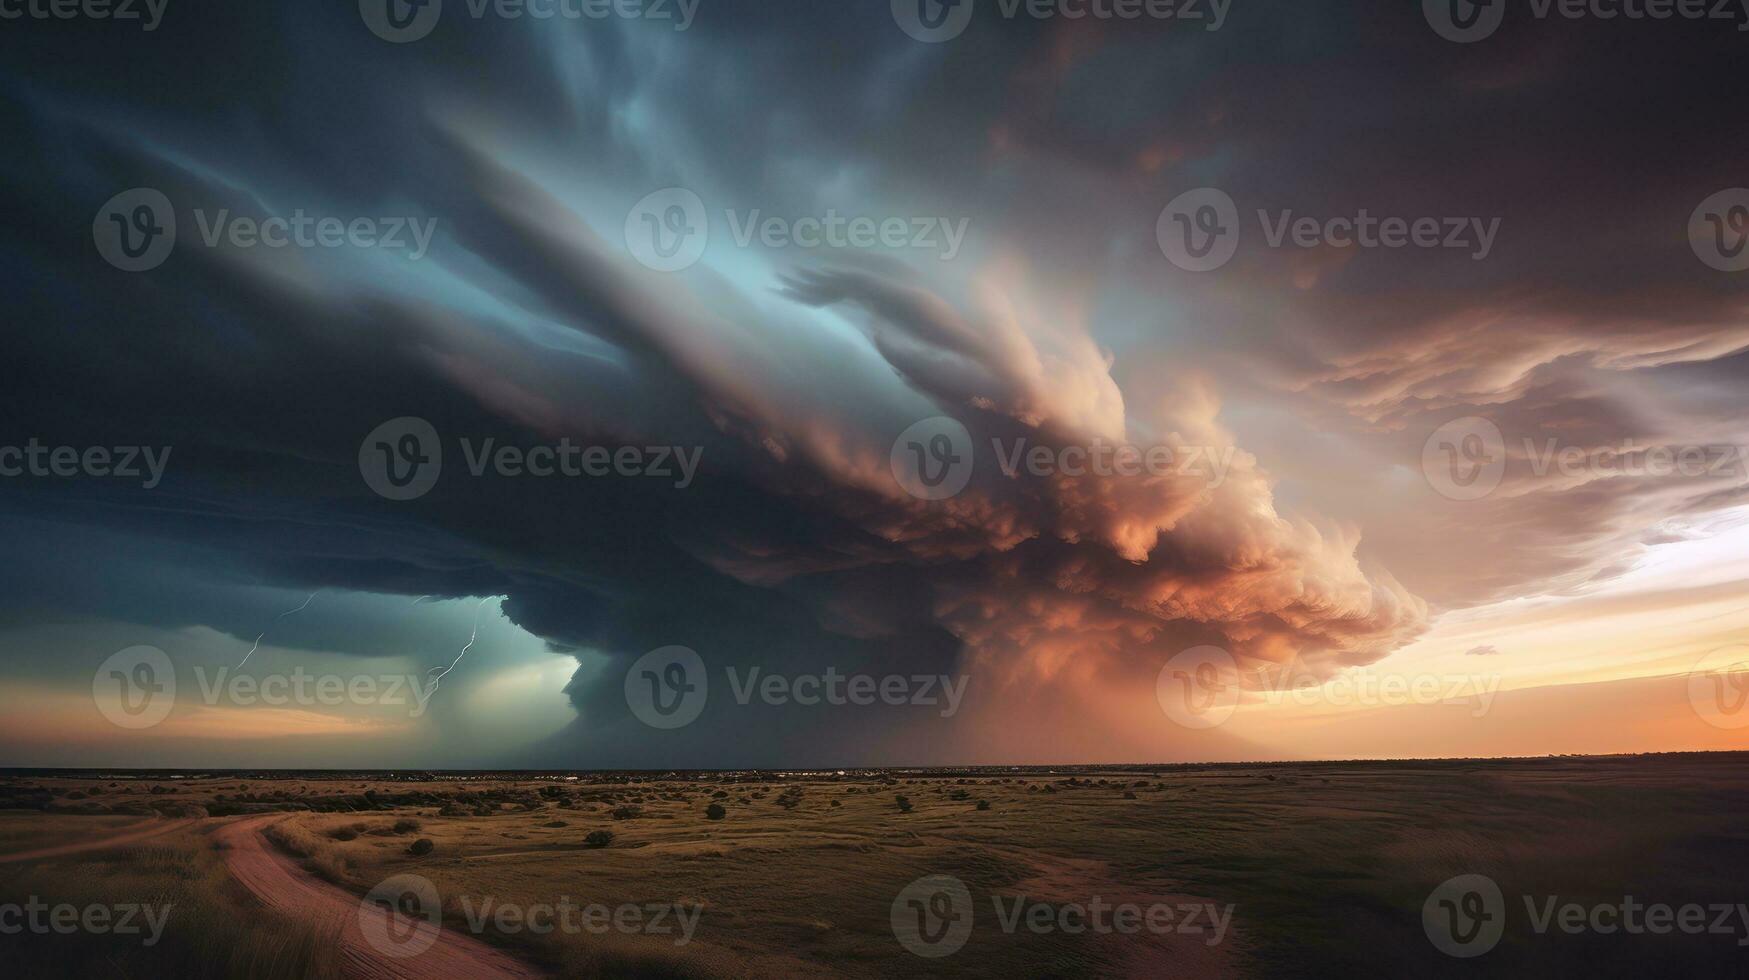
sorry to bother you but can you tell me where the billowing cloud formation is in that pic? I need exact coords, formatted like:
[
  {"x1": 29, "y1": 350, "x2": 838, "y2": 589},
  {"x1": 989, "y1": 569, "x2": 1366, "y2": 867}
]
[{"x1": 0, "y1": 3, "x2": 1744, "y2": 765}]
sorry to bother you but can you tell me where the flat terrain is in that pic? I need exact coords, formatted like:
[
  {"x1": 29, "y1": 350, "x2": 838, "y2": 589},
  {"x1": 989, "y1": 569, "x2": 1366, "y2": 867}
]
[{"x1": 2, "y1": 755, "x2": 1747, "y2": 978}]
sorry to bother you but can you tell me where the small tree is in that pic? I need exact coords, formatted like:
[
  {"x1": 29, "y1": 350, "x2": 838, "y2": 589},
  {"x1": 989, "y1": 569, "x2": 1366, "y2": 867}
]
[
  {"x1": 705, "y1": 803, "x2": 726, "y2": 820},
  {"x1": 895, "y1": 795, "x2": 914, "y2": 813}
]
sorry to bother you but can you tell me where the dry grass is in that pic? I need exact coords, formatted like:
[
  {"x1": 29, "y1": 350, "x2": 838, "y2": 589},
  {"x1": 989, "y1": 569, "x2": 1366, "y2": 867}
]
[
  {"x1": 5, "y1": 756, "x2": 1749, "y2": 977},
  {"x1": 0, "y1": 828, "x2": 342, "y2": 979}
]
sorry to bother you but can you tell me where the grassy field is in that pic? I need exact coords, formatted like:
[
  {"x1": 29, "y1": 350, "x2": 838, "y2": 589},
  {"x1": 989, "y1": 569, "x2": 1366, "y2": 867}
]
[{"x1": 2, "y1": 754, "x2": 1747, "y2": 977}]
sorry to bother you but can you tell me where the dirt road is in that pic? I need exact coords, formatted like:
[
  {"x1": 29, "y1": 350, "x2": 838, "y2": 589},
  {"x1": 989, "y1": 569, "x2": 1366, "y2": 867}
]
[{"x1": 214, "y1": 816, "x2": 545, "y2": 980}]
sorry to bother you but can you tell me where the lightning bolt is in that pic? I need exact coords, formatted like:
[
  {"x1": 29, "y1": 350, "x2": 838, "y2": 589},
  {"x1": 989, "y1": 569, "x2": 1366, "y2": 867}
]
[
  {"x1": 426, "y1": 596, "x2": 495, "y2": 694},
  {"x1": 238, "y1": 590, "x2": 320, "y2": 668}
]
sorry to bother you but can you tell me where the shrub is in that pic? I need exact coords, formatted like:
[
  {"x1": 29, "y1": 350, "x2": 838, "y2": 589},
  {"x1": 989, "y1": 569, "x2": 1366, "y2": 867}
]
[
  {"x1": 705, "y1": 803, "x2": 726, "y2": 820},
  {"x1": 1123, "y1": 791, "x2": 1138, "y2": 799},
  {"x1": 895, "y1": 795, "x2": 913, "y2": 813},
  {"x1": 392, "y1": 819, "x2": 423, "y2": 834},
  {"x1": 611, "y1": 805, "x2": 643, "y2": 820},
  {"x1": 976, "y1": 800, "x2": 991, "y2": 811},
  {"x1": 406, "y1": 838, "x2": 435, "y2": 856},
  {"x1": 584, "y1": 830, "x2": 615, "y2": 848}
]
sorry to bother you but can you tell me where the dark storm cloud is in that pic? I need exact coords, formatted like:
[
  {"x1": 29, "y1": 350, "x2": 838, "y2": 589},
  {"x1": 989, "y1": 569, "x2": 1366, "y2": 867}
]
[{"x1": 1, "y1": 1, "x2": 1745, "y2": 763}]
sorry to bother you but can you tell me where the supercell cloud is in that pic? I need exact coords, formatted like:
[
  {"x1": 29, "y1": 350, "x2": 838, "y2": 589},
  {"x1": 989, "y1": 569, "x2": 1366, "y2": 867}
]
[{"x1": 1, "y1": 2, "x2": 1746, "y2": 765}]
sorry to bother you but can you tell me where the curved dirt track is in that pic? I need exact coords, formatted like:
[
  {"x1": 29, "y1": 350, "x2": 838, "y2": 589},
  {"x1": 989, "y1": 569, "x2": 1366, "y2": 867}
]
[
  {"x1": 0, "y1": 816, "x2": 193, "y2": 863},
  {"x1": 215, "y1": 815, "x2": 545, "y2": 980}
]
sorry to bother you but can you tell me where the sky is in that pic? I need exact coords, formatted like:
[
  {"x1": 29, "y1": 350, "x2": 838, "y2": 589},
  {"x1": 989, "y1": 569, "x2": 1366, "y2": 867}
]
[{"x1": 1, "y1": 1, "x2": 1747, "y2": 768}]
